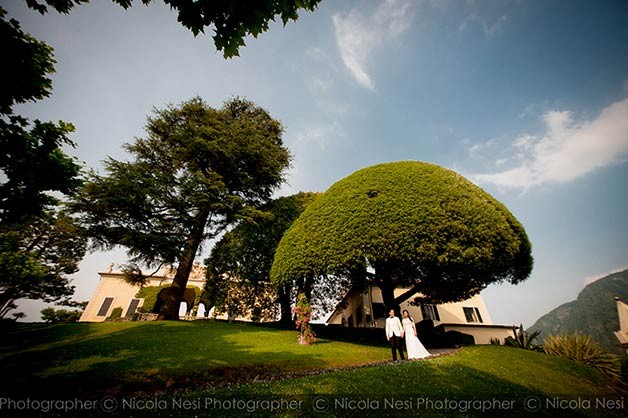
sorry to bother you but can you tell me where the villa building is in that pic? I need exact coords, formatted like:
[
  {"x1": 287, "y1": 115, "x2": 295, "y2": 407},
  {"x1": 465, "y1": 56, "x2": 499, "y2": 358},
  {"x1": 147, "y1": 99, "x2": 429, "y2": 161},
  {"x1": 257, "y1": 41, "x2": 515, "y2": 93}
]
[
  {"x1": 81, "y1": 263, "x2": 517, "y2": 345},
  {"x1": 326, "y1": 285, "x2": 517, "y2": 344},
  {"x1": 80, "y1": 263, "x2": 235, "y2": 322}
]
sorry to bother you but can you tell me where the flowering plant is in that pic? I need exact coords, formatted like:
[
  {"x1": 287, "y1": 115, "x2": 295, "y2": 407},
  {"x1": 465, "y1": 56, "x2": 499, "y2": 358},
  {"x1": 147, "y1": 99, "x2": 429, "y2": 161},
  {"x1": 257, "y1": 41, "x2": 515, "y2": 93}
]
[{"x1": 294, "y1": 293, "x2": 316, "y2": 345}]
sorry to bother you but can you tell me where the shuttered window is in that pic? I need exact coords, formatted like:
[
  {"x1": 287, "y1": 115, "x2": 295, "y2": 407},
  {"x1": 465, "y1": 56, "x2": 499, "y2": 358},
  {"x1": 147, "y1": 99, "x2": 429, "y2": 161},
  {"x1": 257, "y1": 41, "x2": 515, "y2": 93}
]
[
  {"x1": 97, "y1": 297, "x2": 114, "y2": 317},
  {"x1": 125, "y1": 299, "x2": 141, "y2": 317}
]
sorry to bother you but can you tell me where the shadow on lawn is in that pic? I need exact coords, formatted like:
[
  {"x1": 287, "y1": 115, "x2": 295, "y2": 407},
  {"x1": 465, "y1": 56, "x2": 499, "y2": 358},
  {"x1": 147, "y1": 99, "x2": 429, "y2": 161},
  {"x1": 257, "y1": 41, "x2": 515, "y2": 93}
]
[
  {"x1": 0, "y1": 322, "x2": 329, "y2": 399},
  {"x1": 208, "y1": 364, "x2": 624, "y2": 418},
  {"x1": 117, "y1": 364, "x2": 615, "y2": 418}
]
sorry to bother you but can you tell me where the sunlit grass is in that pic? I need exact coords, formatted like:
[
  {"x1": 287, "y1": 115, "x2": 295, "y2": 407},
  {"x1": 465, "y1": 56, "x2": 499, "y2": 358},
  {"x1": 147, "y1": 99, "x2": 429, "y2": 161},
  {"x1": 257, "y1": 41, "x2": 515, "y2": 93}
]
[
  {"x1": 1, "y1": 321, "x2": 625, "y2": 418},
  {"x1": 215, "y1": 345, "x2": 616, "y2": 397},
  {"x1": 195, "y1": 346, "x2": 626, "y2": 418},
  {"x1": 0, "y1": 321, "x2": 389, "y2": 397}
]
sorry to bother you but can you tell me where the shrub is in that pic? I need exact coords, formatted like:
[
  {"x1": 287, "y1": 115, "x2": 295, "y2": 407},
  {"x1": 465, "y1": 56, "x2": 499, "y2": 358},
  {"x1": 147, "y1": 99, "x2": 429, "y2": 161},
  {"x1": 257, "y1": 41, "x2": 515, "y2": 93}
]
[
  {"x1": 543, "y1": 333, "x2": 620, "y2": 378},
  {"x1": 106, "y1": 307, "x2": 122, "y2": 321},
  {"x1": 504, "y1": 324, "x2": 542, "y2": 351},
  {"x1": 489, "y1": 337, "x2": 501, "y2": 345},
  {"x1": 40, "y1": 307, "x2": 82, "y2": 323},
  {"x1": 294, "y1": 293, "x2": 316, "y2": 345}
]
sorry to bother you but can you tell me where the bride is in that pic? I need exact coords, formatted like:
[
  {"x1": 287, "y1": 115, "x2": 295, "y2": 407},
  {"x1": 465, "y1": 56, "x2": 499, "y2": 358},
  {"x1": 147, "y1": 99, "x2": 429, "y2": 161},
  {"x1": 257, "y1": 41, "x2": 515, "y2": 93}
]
[{"x1": 402, "y1": 310, "x2": 431, "y2": 359}]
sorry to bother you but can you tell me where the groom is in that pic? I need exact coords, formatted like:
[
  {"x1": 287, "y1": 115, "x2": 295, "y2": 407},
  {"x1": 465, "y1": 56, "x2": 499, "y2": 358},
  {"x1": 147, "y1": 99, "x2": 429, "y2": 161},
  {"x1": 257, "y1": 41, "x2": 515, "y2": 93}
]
[{"x1": 385, "y1": 309, "x2": 405, "y2": 361}]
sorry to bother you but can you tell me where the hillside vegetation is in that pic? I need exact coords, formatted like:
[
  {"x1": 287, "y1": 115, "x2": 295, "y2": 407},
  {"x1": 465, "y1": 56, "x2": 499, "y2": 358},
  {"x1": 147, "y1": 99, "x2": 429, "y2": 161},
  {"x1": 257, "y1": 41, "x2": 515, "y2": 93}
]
[{"x1": 529, "y1": 269, "x2": 628, "y2": 354}]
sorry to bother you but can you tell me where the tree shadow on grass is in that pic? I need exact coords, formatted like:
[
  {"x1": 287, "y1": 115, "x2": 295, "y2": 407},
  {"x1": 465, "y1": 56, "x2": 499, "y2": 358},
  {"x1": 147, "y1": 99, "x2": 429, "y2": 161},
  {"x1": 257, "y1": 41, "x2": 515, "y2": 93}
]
[{"x1": 206, "y1": 362, "x2": 623, "y2": 418}]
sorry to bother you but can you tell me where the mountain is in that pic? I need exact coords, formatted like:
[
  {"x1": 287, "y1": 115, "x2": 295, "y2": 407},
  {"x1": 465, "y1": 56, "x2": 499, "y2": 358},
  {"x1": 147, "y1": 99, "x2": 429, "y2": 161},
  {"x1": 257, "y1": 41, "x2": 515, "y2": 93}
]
[{"x1": 528, "y1": 268, "x2": 628, "y2": 354}]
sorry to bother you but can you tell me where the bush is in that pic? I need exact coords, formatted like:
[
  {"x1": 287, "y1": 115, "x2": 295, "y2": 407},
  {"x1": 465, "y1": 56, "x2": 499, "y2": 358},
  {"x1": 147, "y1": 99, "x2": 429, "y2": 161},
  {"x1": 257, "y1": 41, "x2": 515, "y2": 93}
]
[
  {"x1": 489, "y1": 337, "x2": 501, "y2": 345},
  {"x1": 106, "y1": 307, "x2": 123, "y2": 321},
  {"x1": 418, "y1": 321, "x2": 475, "y2": 348},
  {"x1": 40, "y1": 307, "x2": 82, "y2": 323},
  {"x1": 294, "y1": 293, "x2": 315, "y2": 345},
  {"x1": 543, "y1": 333, "x2": 620, "y2": 378},
  {"x1": 504, "y1": 324, "x2": 542, "y2": 351}
]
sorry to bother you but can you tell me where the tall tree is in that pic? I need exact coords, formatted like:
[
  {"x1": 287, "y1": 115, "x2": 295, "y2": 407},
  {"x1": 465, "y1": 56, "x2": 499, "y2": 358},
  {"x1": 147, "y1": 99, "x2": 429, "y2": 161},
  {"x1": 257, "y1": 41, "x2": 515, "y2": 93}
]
[
  {"x1": 271, "y1": 161, "x2": 533, "y2": 314},
  {"x1": 0, "y1": 7, "x2": 85, "y2": 318},
  {"x1": 0, "y1": 7, "x2": 82, "y2": 225},
  {"x1": 72, "y1": 97, "x2": 291, "y2": 320},
  {"x1": 0, "y1": 210, "x2": 86, "y2": 318},
  {"x1": 23, "y1": 0, "x2": 322, "y2": 58},
  {"x1": 205, "y1": 192, "x2": 318, "y2": 323}
]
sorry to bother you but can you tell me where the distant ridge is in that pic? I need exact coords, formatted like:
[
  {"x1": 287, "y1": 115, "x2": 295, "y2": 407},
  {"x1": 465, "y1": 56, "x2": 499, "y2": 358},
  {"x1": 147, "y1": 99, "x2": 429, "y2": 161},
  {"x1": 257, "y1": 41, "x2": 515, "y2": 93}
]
[{"x1": 528, "y1": 268, "x2": 628, "y2": 354}]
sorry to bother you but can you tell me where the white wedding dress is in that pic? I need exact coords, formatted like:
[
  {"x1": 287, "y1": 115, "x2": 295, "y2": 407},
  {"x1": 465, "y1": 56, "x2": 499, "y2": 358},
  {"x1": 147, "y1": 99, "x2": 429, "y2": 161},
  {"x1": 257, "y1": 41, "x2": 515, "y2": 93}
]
[{"x1": 402, "y1": 318, "x2": 431, "y2": 359}]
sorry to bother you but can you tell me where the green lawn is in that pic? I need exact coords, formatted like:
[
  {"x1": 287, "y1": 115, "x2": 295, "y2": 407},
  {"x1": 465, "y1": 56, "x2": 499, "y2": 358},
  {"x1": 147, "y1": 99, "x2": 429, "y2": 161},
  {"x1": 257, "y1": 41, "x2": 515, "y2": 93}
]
[
  {"x1": 199, "y1": 345, "x2": 625, "y2": 418},
  {"x1": 0, "y1": 321, "x2": 625, "y2": 417},
  {"x1": 0, "y1": 320, "x2": 389, "y2": 397}
]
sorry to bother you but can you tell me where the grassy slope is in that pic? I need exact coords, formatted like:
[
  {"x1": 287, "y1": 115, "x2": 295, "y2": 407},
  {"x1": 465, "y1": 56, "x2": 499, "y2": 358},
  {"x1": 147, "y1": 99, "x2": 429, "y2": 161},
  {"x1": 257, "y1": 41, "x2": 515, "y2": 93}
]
[
  {"x1": 0, "y1": 321, "x2": 624, "y2": 417},
  {"x1": 219, "y1": 345, "x2": 617, "y2": 396},
  {"x1": 0, "y1": 321, "x2": 388, "y2": 397},
  {"x1": 204, "y1": 346, "x2": 625, "y2": 418}
]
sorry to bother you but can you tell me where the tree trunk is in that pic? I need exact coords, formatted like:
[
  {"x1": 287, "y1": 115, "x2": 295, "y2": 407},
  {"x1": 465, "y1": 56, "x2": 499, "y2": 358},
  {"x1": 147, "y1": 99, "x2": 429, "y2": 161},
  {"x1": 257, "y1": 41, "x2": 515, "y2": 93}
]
[
  {"x1": 278, "y1": 284, "x2": 292, "y2": 325},
  {"x1": 157, "y1": 208, "x2": 210, "y2": 320},
  {"x1": 376, "y1": 263, "x2": 400, "y2": 316},
  {"x1": 379, "y1": 281, "x2": 399, "y2": 317}
]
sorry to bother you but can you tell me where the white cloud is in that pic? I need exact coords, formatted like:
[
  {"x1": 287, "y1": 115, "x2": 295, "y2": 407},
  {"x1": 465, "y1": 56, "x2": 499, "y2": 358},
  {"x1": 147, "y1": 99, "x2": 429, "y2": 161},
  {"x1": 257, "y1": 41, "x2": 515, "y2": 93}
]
[
  {"x1": 458, "y1": 13, "x2": 507, "y2": 37},
  {"x1": 474, "y1": 98, "x2": 628, "y2": 188},
  {"x1": 332, "y1": 0, "x2": 414, "y2": 90},
  {"x1": 466, "y1": 137, "x2": 497, "y2": 159}
]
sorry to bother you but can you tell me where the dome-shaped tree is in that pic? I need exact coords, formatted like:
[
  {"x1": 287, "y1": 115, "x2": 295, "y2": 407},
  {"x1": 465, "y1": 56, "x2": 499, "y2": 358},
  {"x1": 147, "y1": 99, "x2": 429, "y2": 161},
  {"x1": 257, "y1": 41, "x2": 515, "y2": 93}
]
[{"x1": 271, "y1": 161, "x2": 533, "y2": 312}]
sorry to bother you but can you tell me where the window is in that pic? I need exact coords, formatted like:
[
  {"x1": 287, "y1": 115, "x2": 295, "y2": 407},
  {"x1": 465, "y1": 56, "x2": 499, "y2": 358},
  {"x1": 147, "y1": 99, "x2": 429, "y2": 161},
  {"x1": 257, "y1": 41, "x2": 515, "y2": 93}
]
[
  {"x1": 420, "y1": 304, "x2": 440, "y2": 321},
  {"x1": 97, "y1": 297, "x2": 114, "y2": 317},
  {"x1": 372, "y1": 303, "x2": 386, "y2": 319},
  {"x1": 125, "y1": 298, "x2": 141, "y2": 317},
  {"x1": 463, "y1": 307, "x2": 484, "y2": 323}
]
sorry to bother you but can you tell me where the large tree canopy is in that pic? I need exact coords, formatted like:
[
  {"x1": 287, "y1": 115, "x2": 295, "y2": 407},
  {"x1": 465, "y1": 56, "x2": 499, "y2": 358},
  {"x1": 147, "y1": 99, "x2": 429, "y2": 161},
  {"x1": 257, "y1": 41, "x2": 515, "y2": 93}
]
[
  {"x1": 205, "y1": 192, "x2": 318, "y2": 323},
  {"x1": 271, "y1": 161, "x2": 533, "y2": 312},
  {"x1": 24, "y1": 0, "x2": 322, "y2": 58},
  {"x1": 0, "y1": 7, "x2": 81, "y2": 225},
  {"x1": 73, "y1": 97, "x2": 291, "y2": 320},
  {"x1": 0, "y1": 210, "x2": 86, "y2": 318},
  {"x1": 0, "y1": 7, "x2": 85, "y2": 318}
]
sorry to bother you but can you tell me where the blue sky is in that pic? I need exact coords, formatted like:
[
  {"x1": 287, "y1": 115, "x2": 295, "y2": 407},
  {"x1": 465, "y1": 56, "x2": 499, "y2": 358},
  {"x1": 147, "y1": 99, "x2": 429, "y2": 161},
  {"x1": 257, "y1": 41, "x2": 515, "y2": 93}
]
[{"x1": 5, "y1": 0, "x2": 628, "y2": 326}]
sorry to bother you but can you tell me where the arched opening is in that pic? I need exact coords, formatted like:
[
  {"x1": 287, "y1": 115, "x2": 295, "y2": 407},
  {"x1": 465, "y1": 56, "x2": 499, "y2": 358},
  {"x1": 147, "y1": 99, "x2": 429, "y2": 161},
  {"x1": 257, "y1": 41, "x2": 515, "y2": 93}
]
[
  {"x1": 178, "y1": 301, "x2": 187, "y2": 318},
  {"x1": 196, "y1": 303, "x2": 206, "y2": 318}
]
